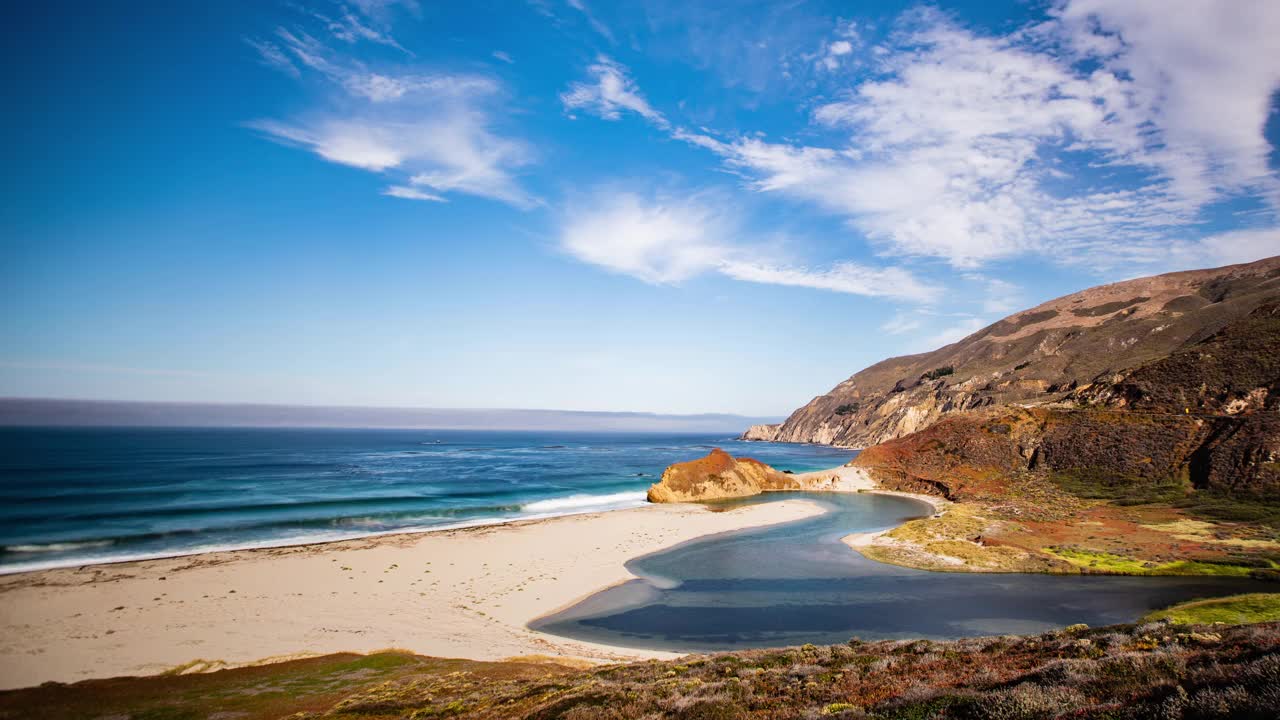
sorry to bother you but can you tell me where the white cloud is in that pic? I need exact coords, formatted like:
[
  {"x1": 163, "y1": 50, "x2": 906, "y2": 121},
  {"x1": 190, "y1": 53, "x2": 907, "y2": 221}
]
[
  {"x1": 272, "y1": 29, "x2": 496, "y2": 102},
  {"x1": 559, "y1": 192, "x2": 729, "y2": 283},
  {"x1": 819, "y1": 39, "x2": 855, "y2": 70},
  {"x1": 719, "y1": 261, "x2": 939, "y2": 302},
  {"x1": 383, "y1": 185, "x2": 445, "y2": 202},
  {"x1": 815, "y1": 19, "x2": 861, "y2": 71},
  {"x1": 673, "y1": 5, "x2": 1280, "y2": 271},
  {"x1": 245, "y1": 38, "x2": 300, "y2": 77},
  {"x1": 880, "y1": 313, "x2": 923, "y2": 335},
  {"x1": 492, "y1": 50, "x2": 514, "y2": 64},
  {"x1": 566, "y1": 0, "x2": 615, "y2": 43},
  {"x1": 310, "y1": 5, "x2": 407, "y2": 52},
  {"x1": 922, "y1": 317, "x2": 987, "y2": 349},
  {"x1": 250, "y1": 119, "x2": 403, "y2": 171},
  {"x1": 248, "y1": 29, "x2": 535, "y2": 207},
  {"x1": 561, "y1": 56, "x2": 668, "y2": 128},
  {"x1": 1054, "y1": 0, "x2": 1280, "y2": 205},
  {"x1": 558, "y1": 191, "x2": 938, "y2": 302},
  {"x1": 1185, "y1": 227, "x2": 1280, "y2": 268},
  {"x1": 979, "y1": 278, "x2": 1024, "y2": 314}
]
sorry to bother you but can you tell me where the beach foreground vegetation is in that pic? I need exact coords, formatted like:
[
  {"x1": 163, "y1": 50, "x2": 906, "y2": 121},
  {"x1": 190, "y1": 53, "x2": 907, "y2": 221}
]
[{"x1": 4, "y1": 620, "x2": 1277, "y2": 719}]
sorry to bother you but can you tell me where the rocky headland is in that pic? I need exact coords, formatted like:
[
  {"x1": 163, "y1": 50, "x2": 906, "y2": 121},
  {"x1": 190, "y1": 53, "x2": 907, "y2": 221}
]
[
  {"x1": 740, "y1": 423, "x2": 781, "y2": 441},
  {"x1": 725, "y1": 257, "x2": 1280, "y2": 577},
  {"x1": 758, "y1": 256, "x2": 1280, "y2": 449}
]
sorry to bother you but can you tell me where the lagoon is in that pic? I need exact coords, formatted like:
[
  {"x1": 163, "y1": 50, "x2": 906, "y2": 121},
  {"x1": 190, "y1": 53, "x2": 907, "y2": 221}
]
[{"x1": 533, "y1": 492, "x2": 1273, "y2": 650}]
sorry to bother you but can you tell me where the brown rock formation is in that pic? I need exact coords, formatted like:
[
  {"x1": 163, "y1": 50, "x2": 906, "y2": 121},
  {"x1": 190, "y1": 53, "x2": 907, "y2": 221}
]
[
  {"x1": 765, "y1": 256, "x2": 1280, "y2": 448},
  {"x1": 851, "y1": 405, "x2": 1279, "y2": 504},
  {"x1": 645, "y1": 448, "x2": 799, "y2": 503}
]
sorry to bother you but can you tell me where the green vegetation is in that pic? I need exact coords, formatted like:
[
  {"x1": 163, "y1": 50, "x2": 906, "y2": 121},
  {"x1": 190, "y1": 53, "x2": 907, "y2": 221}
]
[
  {"x1": 1173, "y1": 491, "x2": 1280, "y2": 528},
  {"x1": 921, "y1": 365, "x2": 955, "y2": 381},
  {"x1": 6, "y1": 623, "x2": 1280, "y2": 719},
  {"x1": 1050, "y1": 465, "x2": 1280, "y2": 528},
  {"x1": 1145, "y1": 593, "x2": 1280, "y2": 625},
  {"x1": 1048, "y1": 467, "x2": 1190, "y2": 506},
  {"x1": 834, "y1": 403, "x2": 860, "y2": 416},
  {"x1": 1045, "y1": 547, "x2": 1279, "y2": 577}
]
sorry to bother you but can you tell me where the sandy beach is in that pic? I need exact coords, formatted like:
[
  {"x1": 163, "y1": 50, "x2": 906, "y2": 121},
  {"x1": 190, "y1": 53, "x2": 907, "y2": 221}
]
[{"x1": 0, "y1": 497, "x2": 826, "y2": 689}]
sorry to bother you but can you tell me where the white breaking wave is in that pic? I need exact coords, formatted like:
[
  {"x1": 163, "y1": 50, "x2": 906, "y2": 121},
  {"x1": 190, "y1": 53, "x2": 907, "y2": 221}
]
[
  {"x1": 5, "y1": 540, "x2": 115, "y2": 553},
  {"x1": 521, "y1": 491, "x2": 647, "y2": 514},
  {"x1": 0, "y1": 491, "x2": 652, "y2": 576}
]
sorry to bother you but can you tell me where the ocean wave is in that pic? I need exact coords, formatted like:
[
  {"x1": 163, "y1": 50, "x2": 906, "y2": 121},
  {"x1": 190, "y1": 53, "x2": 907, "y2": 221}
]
[
  {"x1": 4, "y1": 539, "x2": 115, "y2": 554},
  {"x1": 521, "y1": 491, "x2": 647, "y2": 513}
]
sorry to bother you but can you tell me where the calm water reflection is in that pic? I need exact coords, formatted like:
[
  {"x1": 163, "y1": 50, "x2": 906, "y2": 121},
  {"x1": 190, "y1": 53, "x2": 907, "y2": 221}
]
[{"x1": 532, "y1": 492, "x2": 1273, "y2": 651}]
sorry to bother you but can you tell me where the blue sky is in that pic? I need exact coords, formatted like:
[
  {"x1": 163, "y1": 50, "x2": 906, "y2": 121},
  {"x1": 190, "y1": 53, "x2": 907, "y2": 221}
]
[{"x1": 3, "y1": 0, "x2": 1280, "y2": 416}]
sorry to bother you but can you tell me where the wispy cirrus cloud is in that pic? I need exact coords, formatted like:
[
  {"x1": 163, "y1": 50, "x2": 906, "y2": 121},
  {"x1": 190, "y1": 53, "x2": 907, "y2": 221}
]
[
  {"x1": 246, "y1": 19, "x2": 537, "y2": 207},
  {"x1": 566, "y1": 0, "x2": 615, "y2": 44},
  {"x1": 383, "y1": 185, "x2": 444, "y2": 202},
  {"x1": 560, "y1": 56, "x2": 668, "y2": 128},
  {"x1": 244, "y1": 37, "x2": 299, "y2": 77},
  {"x1": 558, "y1": 190, "x2": 939, "y2": 302}
]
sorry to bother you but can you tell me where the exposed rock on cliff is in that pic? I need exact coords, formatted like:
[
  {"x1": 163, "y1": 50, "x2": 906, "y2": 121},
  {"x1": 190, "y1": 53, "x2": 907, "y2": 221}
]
[
  {"x1": 646, "y1": 448, "x2": 800, "y2": 502},
  {"x1": 852, "y1": 406, "x2": 1279, "y2": 505},
  {"x1": 768, "y1": 256, "x2": 1280, "y2": 448},
  {"x1": 740, "y1": 423, "x2": 781, "y2": 441},
  {"x1": 1072, "y1": 301, "x2": 1280, "y2": 417}
]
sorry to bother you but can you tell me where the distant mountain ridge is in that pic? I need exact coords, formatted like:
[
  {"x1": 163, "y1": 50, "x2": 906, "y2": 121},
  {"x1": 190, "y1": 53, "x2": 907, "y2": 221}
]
[
  {"x1": 0, "y1": 398, "x2": 782, "y2": 433},
  {"x1": 755, "y1": 256, "x2": 1280, "y2": 448}
]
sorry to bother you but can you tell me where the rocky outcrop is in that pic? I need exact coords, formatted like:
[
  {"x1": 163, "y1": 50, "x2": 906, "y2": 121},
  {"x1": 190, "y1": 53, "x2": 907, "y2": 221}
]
[
  {"x1": 1071, "y1": 302, "x2": 1280, "y2": 416},
  {"x1": 740, "y1": 423, "x2": 781, "y2": 441},
  {"x1": 851, "y1": 405, "x2": 1280, "y2": 503},
  {"x1": 645, "y1": 448, "x2": 800, "y2": 502},
  {"x1": 763, "y1": 256, "x2": 1280, "y2": 448}
]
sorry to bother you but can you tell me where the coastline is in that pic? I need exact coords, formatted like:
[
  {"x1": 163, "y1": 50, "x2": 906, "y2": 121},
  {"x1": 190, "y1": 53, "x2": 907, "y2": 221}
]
[
  {"x1": 0, "y1": 493, "x2": 652, "y2": 577},
  {"x1": 0, "y1": 496, "x2": 825, "y2": 690},
  {"x1": 784, "y1": 464, "x2": 947, "y2": 551}
]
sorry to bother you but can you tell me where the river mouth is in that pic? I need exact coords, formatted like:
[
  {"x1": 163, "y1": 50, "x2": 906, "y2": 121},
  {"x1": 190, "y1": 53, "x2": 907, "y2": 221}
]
[{"x1": 531, "y1": 492, "x2": 1273, "y2": 652}]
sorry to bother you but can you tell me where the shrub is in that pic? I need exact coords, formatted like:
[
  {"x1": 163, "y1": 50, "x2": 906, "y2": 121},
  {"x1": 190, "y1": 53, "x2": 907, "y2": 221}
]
[{"x1": 922, "y1": 366, "x2": 955, "y2": 381}]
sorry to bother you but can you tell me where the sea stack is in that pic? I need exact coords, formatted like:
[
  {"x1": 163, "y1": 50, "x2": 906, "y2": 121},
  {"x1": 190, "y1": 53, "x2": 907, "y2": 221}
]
[{"x1": 646, "y1": 448, "x2": 799, "y2": 503}]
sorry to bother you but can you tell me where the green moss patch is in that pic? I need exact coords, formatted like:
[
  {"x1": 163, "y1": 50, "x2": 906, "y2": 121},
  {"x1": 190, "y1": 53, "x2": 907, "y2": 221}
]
[
  {"x1": 1144, "y1": 593, "x2": 1280, "y2": 624},
  {"x1": 1045, "y1": 547, "x2": 1277, "y2": 577}
]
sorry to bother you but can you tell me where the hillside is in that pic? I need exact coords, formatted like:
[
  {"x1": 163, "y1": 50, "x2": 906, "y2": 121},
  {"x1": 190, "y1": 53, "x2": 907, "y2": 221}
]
[
  {"x1": 843, "y1": 298, "x2": 1280, "y2": 576},
  {"x1": 758, "y1": 256, "x2": 1280, "y2": 448}
]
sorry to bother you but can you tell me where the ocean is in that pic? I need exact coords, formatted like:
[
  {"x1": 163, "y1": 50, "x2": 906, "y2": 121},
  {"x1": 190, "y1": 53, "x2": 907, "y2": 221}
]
[{"x1": 0, "y1": 426, "x2": 854, "y2": 574}]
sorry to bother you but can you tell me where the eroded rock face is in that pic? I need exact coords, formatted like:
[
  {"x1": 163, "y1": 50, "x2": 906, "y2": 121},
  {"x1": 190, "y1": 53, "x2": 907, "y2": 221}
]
[
  {"x1": 763, "y1": 256, "x2": 1280, "y2": 448},
  {"x1": 1071, "y1": 302, "x2": 1280, "y2": 416},
  {"x1": 851, "y1": 405, "x2": 1280, "y2": 502},
  {"x1": 646, "y1": 449, "x2": 799, "y2": 503},
  {"x1": 740, "y1": 424, "x2": 781, "y2": 441}
]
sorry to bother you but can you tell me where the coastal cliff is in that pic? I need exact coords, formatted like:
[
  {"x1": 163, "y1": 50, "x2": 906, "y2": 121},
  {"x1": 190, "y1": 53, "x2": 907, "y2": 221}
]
[
  {"x1": 852, "y1": 299, "x2": 1280, "y2": 502},
  {"x1": 844, "y1": 294, "x2": 1280, "y2": 575},
  {"x1": 740, "y1": 423, "x2": 781, "y2": 441},
  {"x1": 765, "y1": 256, "x2": 1280, "y2": 448},
  {"x1": 718, "y1": 256, "x2": 1280, "y2": 577}
]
